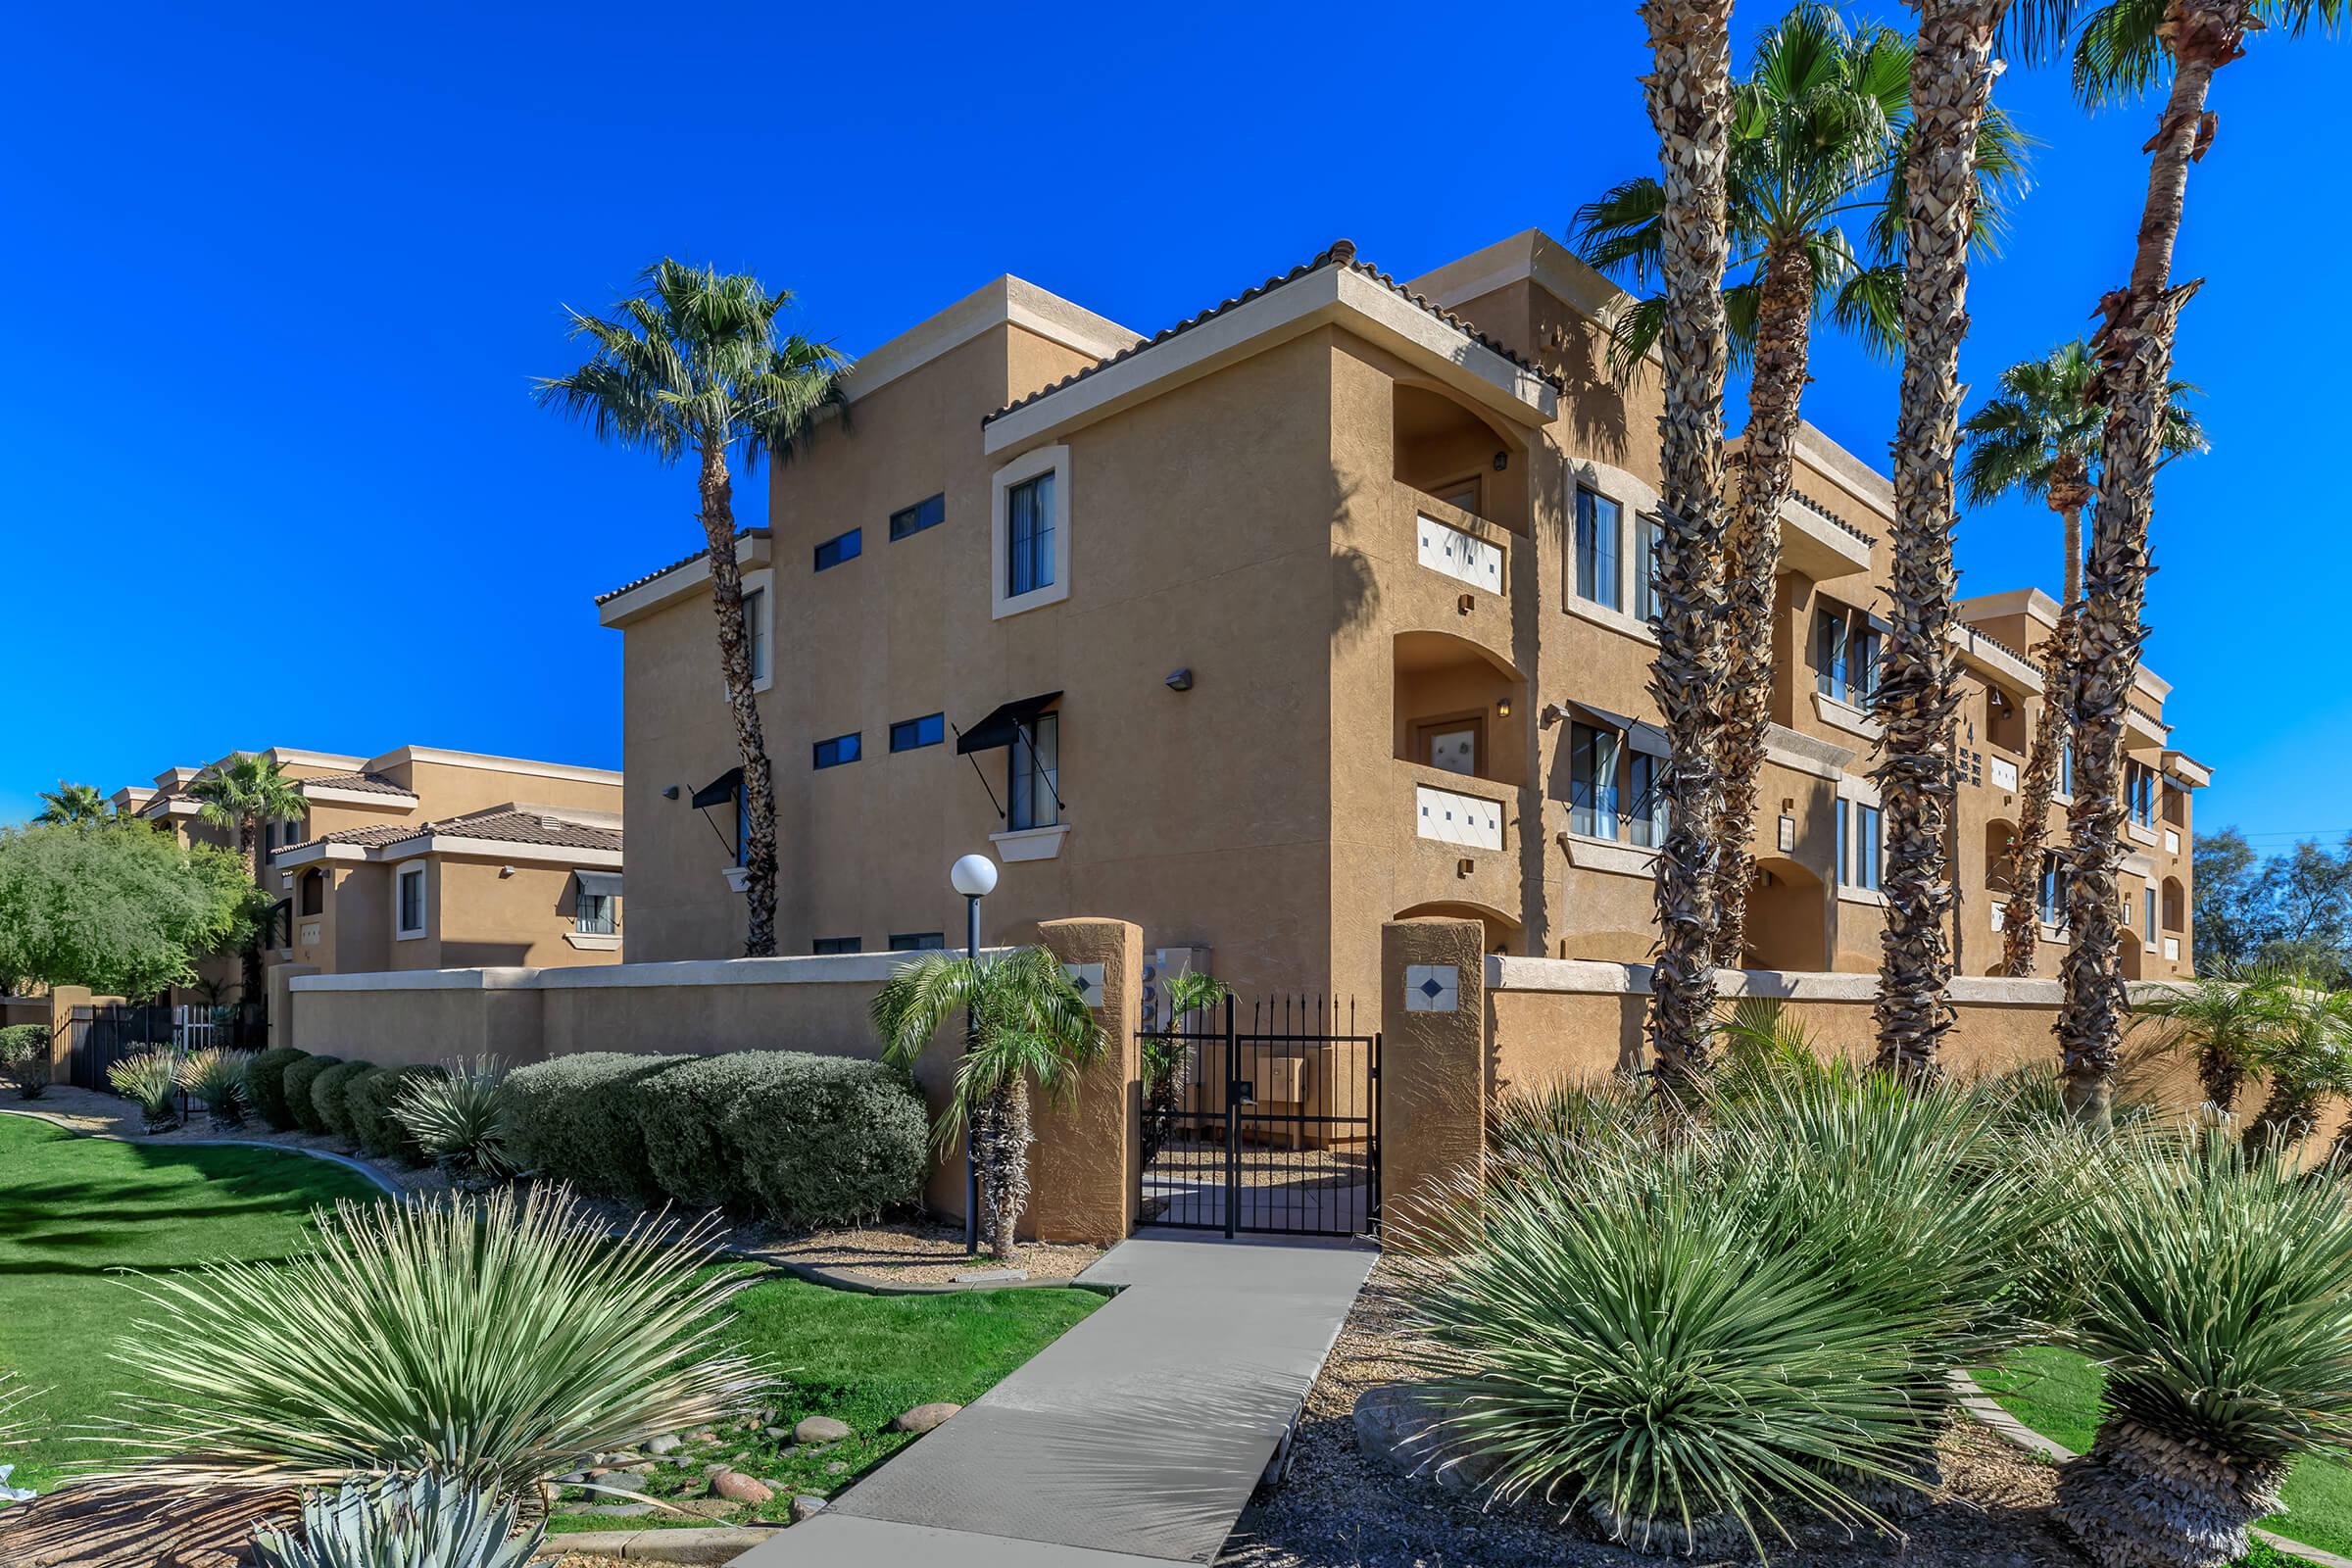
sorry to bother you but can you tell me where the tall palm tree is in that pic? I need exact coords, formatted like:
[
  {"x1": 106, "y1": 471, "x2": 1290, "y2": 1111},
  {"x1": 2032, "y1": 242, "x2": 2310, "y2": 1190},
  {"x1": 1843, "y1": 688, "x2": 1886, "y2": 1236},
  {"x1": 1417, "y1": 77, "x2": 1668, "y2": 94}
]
[
  {"x1": 872, "y1": 946, "x2": 1106, "y2": 1260},
  {"x1": 1632, "y1": 0, "x2": 1737, "y2": 1111},
  {"x1": 33, "y1": 781, "x2": 109, "y2": 824},
  {"x1": 2131, "y1": 962, "x2": 2285, "y2": 1114},
  {"x1": 2056, "y1": 0, "x2": 2340, "y2": 1125},
  {"x1": 1961, "y1": 342, "x2": 2204, "y2": 976},
  {"x1": 537, "y1": 261, "x2": 847, "y2": 958},
  {"x1": 1579, "y1": 7, "x2": 2027, "y2": 969},
  {"x1": 189, "y1": 755, "x2": 306, "y2": 1004}
]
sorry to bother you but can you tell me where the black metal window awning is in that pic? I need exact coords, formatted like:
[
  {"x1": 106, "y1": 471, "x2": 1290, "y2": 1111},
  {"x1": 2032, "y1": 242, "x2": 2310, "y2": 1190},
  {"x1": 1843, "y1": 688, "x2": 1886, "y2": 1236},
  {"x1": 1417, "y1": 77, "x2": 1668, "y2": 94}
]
[
  {"x1": 955, "y1": 692, "x2": 1061, "y2": 755},
  {"x1": 690, "y1": 766, "x2": 743, "y2": 808},
  {"x1": 574, "y1": 870, "x2": 624, "y2": 898}
]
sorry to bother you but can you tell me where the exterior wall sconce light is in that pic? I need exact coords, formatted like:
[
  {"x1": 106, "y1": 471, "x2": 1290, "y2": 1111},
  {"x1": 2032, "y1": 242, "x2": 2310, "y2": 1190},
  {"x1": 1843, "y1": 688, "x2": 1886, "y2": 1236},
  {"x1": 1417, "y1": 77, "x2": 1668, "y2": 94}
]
[
  {"x1": 662, "y1": 786, "x2": 679, "y2": 800},
  {"x1": 1456, "y1": 593, "x2": 1474, "y2": 615},
  {"x1": 1777, "y1": 814, "x2": 1795, "y2": 853},
  {"x1": 1164, "y1": 667, "x2": 1194, "y2": 692},
  {"x1": 1492, "y1": 450, "x2": 1508, "y2": 471},
  {"x1": 1456, "y1": 858, "x2": 1475, "y2": 877},
  {"x1": 1540, "y1": 702, "x2": 1566, "y2": 729},
  {"x1": 1495, "y1": 697, "x2": 1512, "y2": 718}
]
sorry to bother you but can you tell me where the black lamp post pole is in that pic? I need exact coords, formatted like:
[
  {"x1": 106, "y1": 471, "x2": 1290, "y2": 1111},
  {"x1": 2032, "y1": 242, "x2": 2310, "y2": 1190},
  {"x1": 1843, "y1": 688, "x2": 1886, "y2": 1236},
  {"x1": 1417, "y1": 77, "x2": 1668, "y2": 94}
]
[{"x1": 964, "y1": 889, "x2": 981, "y2": 1254}]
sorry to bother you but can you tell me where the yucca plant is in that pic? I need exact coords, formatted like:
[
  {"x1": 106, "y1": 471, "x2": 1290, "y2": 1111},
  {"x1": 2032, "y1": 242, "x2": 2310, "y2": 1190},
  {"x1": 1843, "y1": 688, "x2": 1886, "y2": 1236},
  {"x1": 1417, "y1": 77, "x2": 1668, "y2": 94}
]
[
  {"x1": 249, "y1": 1472, "x2": 540, "y2": 1568},
  {"x1": 1485, "y1": 1073, "x2": 1652, "y2": 1194},
  {"x1": 1397, "y1": 1153, "x2": 1945, "y2": 1555},
  {"x1": 392, "y1": 1057, "x2": 515, "y2": 1186},
  {"x1": 95, "y1": 1185, "x2": 767, "y2": 1501},
  {"x1": 2052, "y1": 1132, "x2": 2352, "y2": 1568},
  {"x1": 108, "y1": 1048, "x2": 181, "y2": 1133},
  {"x1": 176, "y1": 1048, "x2": 255, "y2": 1129},
  {"x1": 0, "y1": 1372, "x2": 35, "y2": 1503}
]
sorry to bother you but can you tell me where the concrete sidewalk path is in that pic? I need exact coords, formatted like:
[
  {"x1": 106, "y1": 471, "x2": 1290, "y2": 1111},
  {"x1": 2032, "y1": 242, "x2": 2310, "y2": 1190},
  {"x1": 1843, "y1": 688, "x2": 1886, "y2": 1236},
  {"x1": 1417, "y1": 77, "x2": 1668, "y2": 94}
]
[{"x1": 732, "y1": 1230, "x2": 1376, "y2": 1567}]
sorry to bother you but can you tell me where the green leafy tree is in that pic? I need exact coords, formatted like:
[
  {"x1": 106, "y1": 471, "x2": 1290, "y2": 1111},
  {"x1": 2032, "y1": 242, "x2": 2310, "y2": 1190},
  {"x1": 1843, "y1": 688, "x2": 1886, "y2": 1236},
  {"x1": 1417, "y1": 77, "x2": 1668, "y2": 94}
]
[
  {"x1": 537, "y1": 261, "x2": 848, "y2": 958},
  {"x1": 0, "y1": 822, "x2": 262, "y2": 998},
  {"x1": 189, "y1": 755, "x2": 306, "y2": 1003},
  {"x1": 33, "y1": 782, "x2": 109, "y2": 824},
  {"x1": 1961, "y1": 341, "x2": 2202, "y2": 979},
  {"x1": 1579, "y1": 5, "x2": 2025, "y2": 972},
  {"x1": 871, "y1": 946, "x2": 1106, "y2": 1259}
]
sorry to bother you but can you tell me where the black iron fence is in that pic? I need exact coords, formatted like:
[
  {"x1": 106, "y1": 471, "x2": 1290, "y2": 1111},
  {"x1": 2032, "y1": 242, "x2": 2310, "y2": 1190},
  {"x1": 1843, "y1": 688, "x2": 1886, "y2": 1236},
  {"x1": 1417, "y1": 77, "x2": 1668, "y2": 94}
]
[
  {"x1": 1136, "y1": 995, "x2": 1378, "y2": 1239},
  {"x1": 61, "y1": 1002, "x2": 264, "y2": 1090}
]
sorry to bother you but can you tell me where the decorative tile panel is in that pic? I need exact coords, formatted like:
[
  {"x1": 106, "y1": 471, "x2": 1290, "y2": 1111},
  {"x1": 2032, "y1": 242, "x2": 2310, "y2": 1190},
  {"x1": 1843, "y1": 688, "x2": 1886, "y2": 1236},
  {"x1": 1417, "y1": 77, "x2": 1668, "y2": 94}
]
[
  {"x1": 1416, "y1": 514, "x2": 1502, "y2": 594},
  {"x1": 1415, "y1": 785, "x2": 1503, "y2": 851},
  {"x1": 1404, "y1": 963, "x2": 1459, "y2": 1013}
]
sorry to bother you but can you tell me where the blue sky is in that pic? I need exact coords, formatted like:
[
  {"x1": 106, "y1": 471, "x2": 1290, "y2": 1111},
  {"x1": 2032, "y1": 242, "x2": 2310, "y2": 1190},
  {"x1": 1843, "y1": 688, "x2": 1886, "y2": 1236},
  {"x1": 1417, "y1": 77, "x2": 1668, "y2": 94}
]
[{"x1": 2, "y1": 2, "x2": 2341, "y2": 853}]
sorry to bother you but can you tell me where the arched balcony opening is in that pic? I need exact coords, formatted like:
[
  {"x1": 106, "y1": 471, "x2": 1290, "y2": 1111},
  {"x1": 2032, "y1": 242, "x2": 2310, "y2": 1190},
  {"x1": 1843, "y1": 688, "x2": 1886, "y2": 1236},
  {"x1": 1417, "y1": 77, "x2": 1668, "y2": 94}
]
[
  {"x1": 1745, "y1": 855, "x2": 1828, "y2": 973},
  {"x1": 1394, "y1": 382, "x2": 1527, "y2": 535},
  {"x1": 1394, "y1": 631, "x2": 1527, "y2": 790}
]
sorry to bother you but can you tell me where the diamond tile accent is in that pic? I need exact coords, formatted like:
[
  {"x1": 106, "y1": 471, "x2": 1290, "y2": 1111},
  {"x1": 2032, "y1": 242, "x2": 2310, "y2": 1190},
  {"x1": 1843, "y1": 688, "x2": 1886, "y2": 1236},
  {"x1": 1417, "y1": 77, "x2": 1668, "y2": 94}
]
[
  {"x1": 1403, "y1": 963, "x2": 1459, "y2": 1014},
  {"x1": 1062, "y1": 961, "x2": 1104, "y2": 1005}
]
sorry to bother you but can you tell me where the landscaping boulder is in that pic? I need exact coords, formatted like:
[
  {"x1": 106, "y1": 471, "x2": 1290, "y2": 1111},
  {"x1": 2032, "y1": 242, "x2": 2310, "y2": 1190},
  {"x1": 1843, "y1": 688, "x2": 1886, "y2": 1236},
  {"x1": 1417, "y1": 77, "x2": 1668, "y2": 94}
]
[
  {"x1": 892, "y1": 1401, "x2": 960, "y2": 1435},
  {"x1": 792, "y1": 1495, "x2": 826, "y2": 1523},
  {"x1": 1589, "y1": 1497, "x2": 1751, "y2": 1559},
  {"x1": 710, "y1": 1470, "x2": 774, "y2": 1506},
  {"x1": 1351, "y1": 1382, "x2": 1503, "y2": 1496},
  {"x1": 793, "y1": 1415, "x2": 852, "y2": 1445}
]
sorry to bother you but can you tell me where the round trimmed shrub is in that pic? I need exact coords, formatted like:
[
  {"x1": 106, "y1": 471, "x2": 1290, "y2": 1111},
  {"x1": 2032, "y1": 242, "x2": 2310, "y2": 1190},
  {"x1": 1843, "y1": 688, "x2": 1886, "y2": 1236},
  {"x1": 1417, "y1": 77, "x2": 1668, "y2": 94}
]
[
  {"x1": 282, "y1": 1054, "x2": 343, "y2": 1134},
  {"x1": 0, "y1": 1023, "x2": 51, "y2": 1100},
  {"x1": 245, "y1": 1047, "x2": 309, "y2": 1129},
  {"x1": 506, "y1": 1053, "x2": 689, "y2": 1199},
  {"x1": 633, "y1": 1053, "x2": 780, "y2": 1209},
  {"x1": 720, "y1": 1054, "x2": 928, "y2": 1226},
  {"x1": 346, "y1": 1063, "x2": 447, "y2": 1161},
  {"x1": 311, "y1": 1060, "x2": 379, "y2": 1141}
]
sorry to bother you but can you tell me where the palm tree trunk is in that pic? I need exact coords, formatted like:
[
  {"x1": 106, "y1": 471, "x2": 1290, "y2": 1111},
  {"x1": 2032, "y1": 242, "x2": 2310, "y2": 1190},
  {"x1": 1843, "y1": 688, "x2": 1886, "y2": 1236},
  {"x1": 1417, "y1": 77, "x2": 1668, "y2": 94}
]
[
  {"x1": 1638, "y1": 0, "x2": 1736, "y2": 1111},
  {"x1": 2001, "y1": 514, "x2": 2081, "y2": 977},
  {"x1": 1873, "y1": 0, "x2": 2007, "y2": 1081},
  {"x1": 981, "y1": 1076, "x2": 1033, "y2": 1260},
  {"x1": 238, "y1": 818, "x2": 265, "y2": 1004},
  {"x1": 698, "y1": 442, "x2": 781, "y2": 958},
  {"x1": 2197, "y1": 1043, "x2": 2245, "y2": 1120},
  {"x1": 2058, "y1": 3, "x2": 2238, "y2": 1119},
  {"x1": 2241, "y1": 1076, "x2": 2319, "y2": 1157},
  {"x1": 1711, "y1": 240, "x2": 1816, "y2": 970},
  {"x1": 2055, "y1": 1417, "x2": 2288, "y2": 1568}
]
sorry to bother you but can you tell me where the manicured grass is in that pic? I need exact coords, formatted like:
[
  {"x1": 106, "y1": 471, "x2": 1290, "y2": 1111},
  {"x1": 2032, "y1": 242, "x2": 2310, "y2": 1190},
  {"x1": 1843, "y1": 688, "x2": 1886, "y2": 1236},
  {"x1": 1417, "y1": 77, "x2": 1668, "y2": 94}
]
[
  {"x1": 548, "y1": 1274, "x2": 1102, "y2": 1532},
  {"x1": 0, "y1": 1113, "x2": 382, "y2": 1496},
  {"x1": 1979, "y1": 1346, "x2": 2352, "y2": 1559}
]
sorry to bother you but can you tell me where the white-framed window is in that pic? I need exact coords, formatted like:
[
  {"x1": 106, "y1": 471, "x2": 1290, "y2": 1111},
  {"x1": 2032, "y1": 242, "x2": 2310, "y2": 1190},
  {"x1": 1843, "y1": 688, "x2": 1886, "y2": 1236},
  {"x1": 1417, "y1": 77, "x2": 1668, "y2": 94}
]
[
  {"x1": 2146, "y1": 884, "x2": 2158, "y2": 943},
  {"x1": 1838, "y1": 800, "x2": 1883, "y2": 891},
  {"x1": 739, "y1": 569, "x2": 773, "y2": 693},
  {"x1": 2126, "y1": 760, "x2": 2157, "y2": 828},
  {"x1": 1633, "y1": 512, "x2": 1661, "y2": 622},
  {"x1": 2039, "y1": 853, "x2": 2068, "y2": 928},
  {"x1": 1566, "y1": 711, "x2": 1670, "y2": 846},
  {"x1": 394, "y1": 862, "x2": 427, "y2": 940},
  {"x1": 1567, "y1": 720, "x2": 1619, "y2": 838},
  {"x1": 1628, "y1": 749, "x2": 1667, "y2": 848},
  {"x1": 576, "y1": 892, "x2": 615, "y2": 936},
  {"x1": 1009, "y1": 713, "x2": 1060, "y2": 831},
  {"x1": 991, "y1": 445, "x2": 1071, "y2": 619},
  {"x1": 1816, "y1": 604, "x2": 1883, "y2": 707},
  {"x1": 1573, "y1": 488, "x2": 1621, "y2": 610}
]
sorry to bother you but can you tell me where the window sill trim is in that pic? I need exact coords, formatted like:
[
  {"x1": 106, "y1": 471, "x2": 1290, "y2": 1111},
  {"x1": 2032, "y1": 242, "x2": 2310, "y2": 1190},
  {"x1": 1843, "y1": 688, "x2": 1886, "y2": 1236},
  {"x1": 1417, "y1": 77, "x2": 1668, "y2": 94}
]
[
  {"x1": 2127, "y1": 822, "x2": 2160, "y2": 847},
  {"x1": 992, "y1": 582, "x2": 1070, "y2": 621},
  {"x1": 1563, "y1": 595, "x2": 1657, "y2": 647},
  {"x1": 1812, "y1": 691, "x2": 1885, "y2": 741},
  {"x1": 1559, "y1": 830, "x2": 1661, "y2": 879},
  {"x1": 394, "y1": 929, "x2": 427, "y2": 942},
  {"x1": 1837, "y1": 886, "x2": 1888, "y2": 908},
  {"x1": 565, "y1": 933, "x2": 623, "y2": 952},
  {"x1": 722, "y1": 866, "x2": 751, "y2": 893},
  {"x1": 990, "y1": 824, "x2": 1070, "y2": 862}
]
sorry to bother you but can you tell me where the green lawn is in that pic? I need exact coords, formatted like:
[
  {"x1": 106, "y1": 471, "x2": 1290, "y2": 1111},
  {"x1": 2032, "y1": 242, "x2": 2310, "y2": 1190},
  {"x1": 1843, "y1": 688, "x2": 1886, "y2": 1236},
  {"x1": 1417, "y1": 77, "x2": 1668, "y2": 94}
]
[
  {"x1": 548, "y1": 1274, "x2": 1102, "y2": 1532},
  {"x1": 0, "y1": 1113, "x2": 381, "y2": 1495},
  {"x1": 1979, "y1": 1346, "x2": 2352, "y2": 1559}
]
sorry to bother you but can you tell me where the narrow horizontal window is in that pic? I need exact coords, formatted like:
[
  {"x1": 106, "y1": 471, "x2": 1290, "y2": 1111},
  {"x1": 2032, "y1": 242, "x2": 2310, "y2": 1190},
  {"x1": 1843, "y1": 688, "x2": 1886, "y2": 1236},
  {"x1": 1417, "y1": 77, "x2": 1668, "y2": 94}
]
[
  {"x1": 889, "y1": 932, "x2": 947, "y2": 951},
  {"x1": 890, "y1": 712, "x2": 945, "y2": 752},
  {"x1": 890, "y1": 493, "x2": 946, "y2": 541},
  {"x1": 812, "y1": 733, "x2": 861, "y2": 769},
  {"x1": 813, "y1": 528, "x2": 862, "y2": 571},
  {"x1": 811, "y1": 936, "x2": 861, "y2": 955}
]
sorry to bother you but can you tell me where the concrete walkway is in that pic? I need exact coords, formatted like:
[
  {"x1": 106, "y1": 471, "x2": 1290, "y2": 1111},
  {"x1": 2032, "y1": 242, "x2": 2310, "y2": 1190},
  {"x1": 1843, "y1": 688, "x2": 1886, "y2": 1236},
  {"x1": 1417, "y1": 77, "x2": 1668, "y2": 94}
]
[{"x1": 733, "y1": 1230, "x2": 1377, "y2": 1567}]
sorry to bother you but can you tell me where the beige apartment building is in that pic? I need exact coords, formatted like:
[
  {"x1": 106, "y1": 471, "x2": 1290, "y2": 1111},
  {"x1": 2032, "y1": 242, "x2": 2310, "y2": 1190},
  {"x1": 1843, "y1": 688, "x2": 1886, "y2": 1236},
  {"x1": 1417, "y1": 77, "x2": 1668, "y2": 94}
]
[
  {"x1": 114, "y1": 746, "x2": 624, "y2": 1008},
  {"x1": 597, "y1": 229, "x2": 2206, "y2": 1006}
]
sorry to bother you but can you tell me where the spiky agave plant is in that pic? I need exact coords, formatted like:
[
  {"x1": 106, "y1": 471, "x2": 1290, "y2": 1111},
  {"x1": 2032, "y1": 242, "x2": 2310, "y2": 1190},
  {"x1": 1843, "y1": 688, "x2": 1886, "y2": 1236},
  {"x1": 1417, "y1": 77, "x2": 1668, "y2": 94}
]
[
  {"x1": 93, "y1": 1185, "x2": 766, "y2": 1501},
  {"x1": 392, "y1": 1057, "x2": 516, "y2": 1186},
  {"x1": 249, "y1": 1472, "x2": 540, "y2": 1568},
  {"x1": 1396, "y1": 1147, "x2": 1946, "y2": 1555},
  {"x1": 2053, "y1": 1132, "x2": 2352, "y2": 1568},
  {"x1": 176, "y1": 1048, "x2": 255, "y2": 1129},
  {"x1": 108, "y1": 1048, "x2": 182, "y2": 1132}
]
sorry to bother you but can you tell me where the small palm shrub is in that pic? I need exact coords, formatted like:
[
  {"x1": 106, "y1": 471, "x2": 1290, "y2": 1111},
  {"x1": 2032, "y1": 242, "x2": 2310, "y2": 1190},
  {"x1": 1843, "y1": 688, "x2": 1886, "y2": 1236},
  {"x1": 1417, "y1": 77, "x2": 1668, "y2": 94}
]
[
  {"x1": 2052, "y1": 1131, "x2": 2352, "y2": 1568},
  {"x1": 283, "y1": 1054, "x2": 344, "y2": 1134},
  {"x1": 246, "y1": 1047, "x2": 310, "y2": 1129},
  {"x1": 100, "y1": 1184, "x2": 766, "y2": 1499},
  {"x1": 392, "y1": 1058, "x2": 515, "y2": 1186},
  {"x1": 504, "y1": 1053, "x2": 688, "y2": 1199},
  {"x1": 108, "y1": 1049, "x2": 182, "y2": 1132},
  {"x1": 0, "y1": 1023, "x2": 50, "y2": 1100},
  {"x1": 176, "y1": 1048, "x2": 255, "y2": 1129},
  {"x1": 311, "y1": 1060, "x2": 380, "y2": 1141},
  {"x1": 249, "y1": 1472, "x2": 539, "y2": 1568},
  {"x1": 719, "y1": 1054, "x2": 928, "y2": 1226},
  {"x1": 346, "y1": 1064, "x2": 446, "y2": 1161}
]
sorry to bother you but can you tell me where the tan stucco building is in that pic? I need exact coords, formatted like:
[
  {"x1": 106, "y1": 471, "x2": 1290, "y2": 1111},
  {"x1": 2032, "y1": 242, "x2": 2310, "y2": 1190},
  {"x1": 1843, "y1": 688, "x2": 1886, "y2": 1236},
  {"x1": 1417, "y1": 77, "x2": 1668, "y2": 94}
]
[
  {"x1": 113, "y1": 746, "x2": 624, "y2": 1009},
  {"x1": 597, "y1": 229, "x2": 2207, "y2": 1006}
]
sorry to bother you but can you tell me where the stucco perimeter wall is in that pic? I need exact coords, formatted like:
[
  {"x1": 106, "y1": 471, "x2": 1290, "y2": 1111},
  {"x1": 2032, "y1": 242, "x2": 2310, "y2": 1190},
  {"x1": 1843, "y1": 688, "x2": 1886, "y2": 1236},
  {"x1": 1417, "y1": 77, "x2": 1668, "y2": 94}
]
[
  {"x1": 1484, "y1": 955, "x2": 2207, "y2": 1111},
  {"x1": 287, "y1": 920, "x2": 1143, "y2": 1243}
]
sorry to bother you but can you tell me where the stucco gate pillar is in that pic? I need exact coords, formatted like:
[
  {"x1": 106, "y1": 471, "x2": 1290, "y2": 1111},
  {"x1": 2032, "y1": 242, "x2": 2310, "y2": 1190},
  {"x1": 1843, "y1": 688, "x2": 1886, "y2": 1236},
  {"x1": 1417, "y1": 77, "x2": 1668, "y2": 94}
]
[
  {"x1": 1029, "y1": 917, "x2": 1144, "y2": 1244},
  {"x1": 1381, "y1": 917, "x2": 1489, "y2": 1226}
]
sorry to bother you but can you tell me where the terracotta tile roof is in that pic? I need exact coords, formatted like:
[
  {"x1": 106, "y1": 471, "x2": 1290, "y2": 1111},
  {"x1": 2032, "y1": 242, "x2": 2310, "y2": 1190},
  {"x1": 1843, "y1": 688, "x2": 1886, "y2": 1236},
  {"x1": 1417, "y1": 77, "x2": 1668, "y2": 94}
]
[
  {"x1": 596, "y1": 528, "x2": 760, "y2": 607},
  {"x1": 304, "y1": 808, "x2": 622, "y2": 856},
  {"x1": 298, "y1": 770, "x2": 412, "y2": 796},
  {"x1": 985, "y1": 239, "x2": 1563, "y2": 427}
]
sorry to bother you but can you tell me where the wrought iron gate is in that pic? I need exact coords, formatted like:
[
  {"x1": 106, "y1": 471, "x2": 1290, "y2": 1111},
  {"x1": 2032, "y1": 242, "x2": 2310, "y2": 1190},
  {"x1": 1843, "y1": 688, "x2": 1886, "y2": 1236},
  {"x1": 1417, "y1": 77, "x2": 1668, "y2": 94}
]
[{"x1": 1136, "y1": 996, "x2": 1379, "y2": 1238}]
